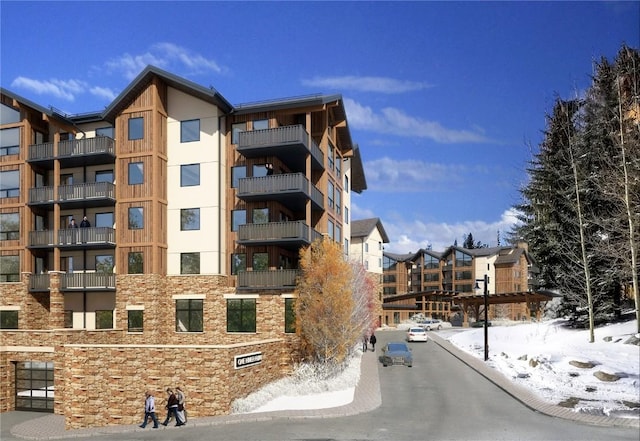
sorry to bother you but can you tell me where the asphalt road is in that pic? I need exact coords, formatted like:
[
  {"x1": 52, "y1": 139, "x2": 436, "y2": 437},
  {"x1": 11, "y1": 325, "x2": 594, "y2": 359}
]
[{"x1": 2, "y1": 330, "x2": 638, "y2": 441}]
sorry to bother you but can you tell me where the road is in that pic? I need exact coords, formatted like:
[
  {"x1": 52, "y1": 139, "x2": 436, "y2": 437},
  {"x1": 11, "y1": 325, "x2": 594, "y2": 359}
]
[{"x1": 1, "y1": 330, "x2": 638, "y2": 441}]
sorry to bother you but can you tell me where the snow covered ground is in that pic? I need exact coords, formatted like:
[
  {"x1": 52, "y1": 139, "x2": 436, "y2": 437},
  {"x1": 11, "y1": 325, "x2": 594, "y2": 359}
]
[{"x1": 233, "y1": 319, "x2": 639, "y2": 418}]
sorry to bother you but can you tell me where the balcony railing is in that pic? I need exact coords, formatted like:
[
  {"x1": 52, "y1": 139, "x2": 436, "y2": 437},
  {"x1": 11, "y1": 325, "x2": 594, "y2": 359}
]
[
  {"x1": 58, "y1": 136, "x2": 114, "y2": 157},
  {"x1": 238, "y1": 221, "x2": 309, "y2": 242},
  {"x1": 58, "y1": 182, "x2": 115, "y2": 203},
  {"x1": 237, "y1": 269, "x2": 299, "y2": 289},
  {"x1": 29, "y1": 187, "x2": 55, "y2": 205},
  {"x1": 237, "y1": 125, "x2": 323, "y2": 170},
  {"x1": 61, "y1": 273, "x2": 115, "y2": 290},
  {"x1": 58, "y1": 227, "x2": 115, "y2": 246},
  {"x1": 237, "y1": 173, "x2": 324, "y2": 210},
  {"x1": 28, "y1": 142, "x2": 54, "y2": 161},
  {"x1": 29, "y1": 274, "x2": 50, "y2": 292},
  {"x1": 28, "y1": 230, "x2": 55, "y2": 247}
]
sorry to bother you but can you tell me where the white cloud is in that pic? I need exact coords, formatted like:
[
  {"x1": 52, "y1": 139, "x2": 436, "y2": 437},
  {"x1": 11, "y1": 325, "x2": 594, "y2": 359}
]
[
  {"x1": 302, "y1": 75, "x2": 431, "y2": 94},
  {"x1": 364, "y1": 157, "x2": 477, "y2": 192},
  {"x1": 10, "y1": 77, "x2": 88, "y2": 101},
  {"x1": 104, "y1": 42, "x2": 225, "y2": 80},
  {"x1": 382, "y1": 208, "x2": 522, "y2": 254},
  {"x1": 344, "y1": 98, "x2": 490, "y2": 144},
  {"x1": 90, "y1": 86, "x2": 117, "y2": 101}
]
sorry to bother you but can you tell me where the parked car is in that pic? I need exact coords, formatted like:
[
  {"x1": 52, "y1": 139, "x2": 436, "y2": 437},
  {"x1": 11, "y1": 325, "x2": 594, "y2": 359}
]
[
  {"x1": 420, "y1": 319, "x2": 452, "y2": 331},
  {"x1": 381, "y1": 342, "x2": 413, "y2": 367},
  {"x1": 471, "y1": 320, "x2": 492, "y2": 328},
  {"x1": 406, "y1": 327, "x2": 428, "y2": 342}
]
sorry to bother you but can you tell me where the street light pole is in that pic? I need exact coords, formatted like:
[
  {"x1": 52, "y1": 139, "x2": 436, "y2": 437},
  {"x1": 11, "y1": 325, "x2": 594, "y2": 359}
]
[
  {"x1": 475, "y1": 274, "x2": 489, "y2": 361},
  {"x1": 483, "y1": 273, "x2": 489, "y2": 361}
]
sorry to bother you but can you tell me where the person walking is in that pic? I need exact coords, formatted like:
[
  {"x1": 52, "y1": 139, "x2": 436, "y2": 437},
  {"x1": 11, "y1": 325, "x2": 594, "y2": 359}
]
[
  {"x1": 369, "y1": 333, "x2": 377, "y2": 351},
  {"x1": 175, "y1": 386, "x2": 186, "y2": 425},
  {"x1": 139, "y1": 391, "x2": 159, "y2": 429},
  {"x1": 161, "y1": 388, "x2": 179, "y2": 426},
  {"x1": 362, "y1": 334, "x2": 369, "y2": 352}
]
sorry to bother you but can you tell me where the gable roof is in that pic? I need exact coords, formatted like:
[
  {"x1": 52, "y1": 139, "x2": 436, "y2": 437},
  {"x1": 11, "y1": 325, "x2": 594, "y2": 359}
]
[
  {"x1": 351, "y1": 217, "x2": 389, "y2": 243},
  {"x1": 103, "y1": 65, "x2": 233, "y2": 122}
]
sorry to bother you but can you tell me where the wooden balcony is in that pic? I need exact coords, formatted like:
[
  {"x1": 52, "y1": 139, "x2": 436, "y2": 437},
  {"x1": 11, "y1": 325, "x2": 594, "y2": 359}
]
[
  {"x1": 28, "y1": 137, "x2": 115, "y2": 169},
  {"x1": 237, "y1": 173, "x2": 324, "y2": 211},
  {"x1": 237, "y1": 125, "x2": 323, "y2": 171},
  {"x1": 29, "y1": 274, "x2": 50, "y2": 292},
  {"x1": 28, "y1": 228, "x2": 115, "y2": 249},
  {"x1": 29, "y1": 182, "x2": 115, "y2": 208},
  {"x1": 237, "y1": 269, "x2": 300, "y2": 290},
  {"x1": 237, "y1": 221, "x2": 321, "y2": 248},
  {"x1": 60, "y1": 273, "x2": 115, "y2": 291}
]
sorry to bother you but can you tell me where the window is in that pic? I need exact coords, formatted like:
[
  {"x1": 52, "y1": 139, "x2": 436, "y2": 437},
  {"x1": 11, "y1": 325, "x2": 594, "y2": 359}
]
[
  {"x1": 335, "y1": 224, "x2": 341, "y2": 243},
  {"x1": 0, "y1": 212, "x2": 19, "y2": 240},
  {"x1": 231, "y1": 253, "x2": 246, "y2": 275},
  {"x1": 95, "y1": 127, "x2": 114, "y2": 138},
  {"x1": 253, "y1": 119, "x2": 268, "y2": 130},
  {"x1": 95, "y1": 310, "x2": 113, "y2": 329},
  {"x1": 252, "y1": 208, "x2": 268, "y2": 224},
  {"x1": 335, "y1": 153, "x2": 342, "y2": 176},
  {"x1": 344, "y1": 175, "x2": 349, "y2": 192},
  {"x1": 231, "y1": 166, "x2": 246, "y2": 188},
  {"x1": 425, "y1": 255, "x2": 439, "y2": 269},
  {"x1": 180, "y1": 119, "x2": 200, "y2": 142},
  {"x1": 455, "y1": 250, "x2": 472, "y2": 267},
  {"x1": 95, "y1": 170, "x2": 113, "y2": 183},
  {"x1": 0, "y1": 170, "x2": 19, "y2": 198},
  {"x1": 232, "y1": 209, "x2": 246, "y2": 232},
  {"x1": 128, "y1": 117, "x2": 143, "y2": 140},
  {"x1": 181, "y1": 208, "x2": 200, "y2": 230},
  {"x1": 379, "y1": 242, "x2": 382, "y2": 251},
  {"x1": 232, "y1": 122, "x2": 246, "y2": 144},
  {"x1": 345, "y1": 206, "x2": 349, "y2": 224},
  {"x1": 176, "y1": 299, "x2": 203, "y2": 332},
  {"x1": 455, "y1": 270, "x2": 472, "y2": 280},
  {"x1": 128, "y1": 310, "x2": 143, "y2": 332},
  {"x1": 344, "y1": 238, "x2": 349, "y2": 254},
  {"x1": 285, "y1": 298, "x2": 295, "y2": 333},
  {"x1": 128, "y1": 162, "x2": 144, "y2": 185},
  {"x1": 328, "y1": 181, "x2": 334, "y2": 209},
  {"x1": 128, "y1": 252, "x2": 144, "y2": 274},
  {"x1": 252, "y1": 253, "x2": 268, "y2": 271},
  {"x1": 64, "y1": 310, "x2": 73, "y2": 328},
  {"x1": 1, "y1": 128, "x2": 20, "y2": 156},
  {"x1": 95, "y1": 255, "x2": 114, "y2": 273},
  {"x1": 95, "y1": 212, "x2": 113, "y2": 228},
  {"x1": 335, "y1": 191, "x2": 341, "y2": 215},
  {"x1": 252, "y1": 164, "x2": 268, "y2": 178},
  {"x1": 0, "y1": 310, "x2": 18, "y2": 329},
  {"x1": 328, "y1": 220, "x2": 334, "y2": 240},
  {"x1": 180, "y1": 164, "x2": 200, "y2": 187},
  {"x1": 424, "y1": 273, "x2": 440, "y2": 282},
  {"x1": 365, "y1": 243, "x2": 369, "y2": 253},
  {"x1": 128, "y1": 207, "x2": 143, "y2": 229},
  {"x1": 0, "y1": 103, "x2": 20, "y2": 124},
  {"x1": 227, "y1": 299, "x2": 256, "y2": 333},
  {"x1": 328, "y1": 143, "x2": 335, "y2": 171},
  {"x1": 181, "y1": 252, "x2": 200, "y2": 274},
  {"x1": 0, "y1": 255, "x2": 19, "y2": 282}
]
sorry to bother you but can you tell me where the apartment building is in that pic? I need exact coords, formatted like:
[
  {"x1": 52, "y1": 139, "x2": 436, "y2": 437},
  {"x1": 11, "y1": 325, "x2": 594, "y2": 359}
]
[
  {"x1": 381, "y1": 243, "x2": 547, "y2": 326},
  {"x1": 0, "y1": 65, "x2": 365, "y2": 429}
]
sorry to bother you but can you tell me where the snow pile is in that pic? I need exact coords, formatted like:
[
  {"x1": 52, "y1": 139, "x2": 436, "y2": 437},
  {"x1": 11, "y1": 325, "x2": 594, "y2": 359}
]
[
  {"x1": 447, "y1": 318, "x2": 640, "y2": 417},
  {"x1": 232, "y1": 354, "x2": 361, "y2": 414}
]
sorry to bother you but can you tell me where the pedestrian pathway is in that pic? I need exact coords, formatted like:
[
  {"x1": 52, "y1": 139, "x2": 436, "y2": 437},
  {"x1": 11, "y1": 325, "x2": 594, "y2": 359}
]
[{"x1": 3, "y1": 332, "x2": 637, "y2": 440}]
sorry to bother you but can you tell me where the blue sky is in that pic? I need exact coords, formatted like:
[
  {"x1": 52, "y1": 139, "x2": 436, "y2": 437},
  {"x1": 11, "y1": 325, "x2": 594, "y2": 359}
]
[{"x1": 2, "y1": 1, "x2": 638, "y2": 253}]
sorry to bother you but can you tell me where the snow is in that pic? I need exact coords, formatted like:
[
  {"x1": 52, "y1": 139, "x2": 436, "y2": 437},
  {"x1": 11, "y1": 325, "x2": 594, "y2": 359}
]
[{"x1": 233, "y1": 319, "x2": 639, "y2": 418}]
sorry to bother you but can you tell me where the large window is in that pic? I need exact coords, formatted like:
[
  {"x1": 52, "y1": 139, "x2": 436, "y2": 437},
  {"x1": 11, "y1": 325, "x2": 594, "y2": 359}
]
[
  {"x1": 0, "y1": 170, "x2": 19, "y2": 198},
  {"x1": 0, "y1": 310, "x2": 18, "y2": 329},
  {"x1": 128, "y1": 252, "x2": 144, "y2": 274},
  {"x1": 1, "y1": 128, "x2": 20, "y2": 156},
  {"x1": 335, "y1": 191, "x2": 341, "y2": 215},
  {"x1": 231, "y1": 166, "x2": 246, "y2": 188},
  {"x1": 0, "y1": 103, "x2": 20, "y2": 124},
  {"x1": 180, "y1": 208, "x2": 200, "y2": 230},
  {"x1": 285, "y1": 298, "x2": 295, "y2": 333},
  {"x1": 95, "y1": 310, "x2": 113, "y2": 329},
  {"x1": 176, "y1": 299, "x2": 203, "y2": 332},
  {"x1": 252, "y1": 253, "x2": 268, "y2": 271},
  {"x1": 253, "y1": 119, "x2": 268, "y2": 130},
  {"x1": 232, "y1": 209, "x2": 246, "y2": 232},
  {"x1": 252, "y1": 164, "x2": 268, "y2": 178},
  {"x1": 226, "y1": 299, "x2": 256, "y2": 333},
  {"x1": 425, "y1": 255, "x2": 440, "y2": 269},
  {"x1": 252, "y1": 208, "x2": 269, "y2": 224},
  {"x1": 180, "y1": 119, "x2": 200, "y2": 143},
  {"x1": 231, "y1": 122, "x2": 246, "y2": 144},
  {"x1": 180, "y1": 252, "x2": 200, "y2": 274},
  {"x1": 95, "y1": 170, "x2": 113, "y2": 183},
  {"x1": 180, "y1": 164, "x2": 200, "y2": 187},
  {"x1": 0, "y1": 255, "x2": 19, "y2": 282},
  {"x1": 328, "y1": 181, "x2": 334, "y2": 209},
  {"x1": 231, "y1": 253, "x2": 246, "y2": 275},
  {"x1": 128, "y1": 117, "x2": 143, "y2": 140},
  {"x1": 95, "y1": 127, "x2": 114, "y2": 138},
  {"x1": 0, "y1": 212, "x2": 19, "y2": 240},
  {"x1": 328, "y1": 143, "x2": 335, "y2": 171},
  {"x1": 95, "y1": 255, "x2": 114, "y2": 273},
  {"x1": 128, "y1": 207, "x2": 144, "y2": 229},
  {"x1": 455, "y1": 250, "x2": 472, "y2": 267},
  {"x1": 327, "y1": 220, "x2": 334, "y2": 241},
  {"x1": 128, "y1": 162, "x2": 144, "y2": 185},
  {"x1": 95, "y1": 212, "x2": 113, "y2": 228},
  {"x1": 127, "y1": 310, "x2": 143, "y2": 333}
]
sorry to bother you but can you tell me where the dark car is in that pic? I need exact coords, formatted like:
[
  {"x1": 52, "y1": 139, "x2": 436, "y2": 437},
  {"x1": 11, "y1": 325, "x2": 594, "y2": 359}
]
[{"x1": 380, "y1": 342, "x2": 413, "y2": 367}]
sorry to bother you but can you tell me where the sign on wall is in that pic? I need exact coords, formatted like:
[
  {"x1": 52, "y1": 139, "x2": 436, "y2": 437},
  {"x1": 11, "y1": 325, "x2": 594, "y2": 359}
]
[{"x1": 234, "y1": 351, "x2": 262, "y2": 369}]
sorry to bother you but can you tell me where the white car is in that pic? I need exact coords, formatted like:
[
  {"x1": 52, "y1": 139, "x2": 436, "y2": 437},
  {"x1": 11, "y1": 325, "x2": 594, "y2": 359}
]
[
  {"x1": 420, "y1": 319, "x2": 452, "y2": 331},
  {"x1": 406, "y1": 327, "x2": 428, "y2": 342}
]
